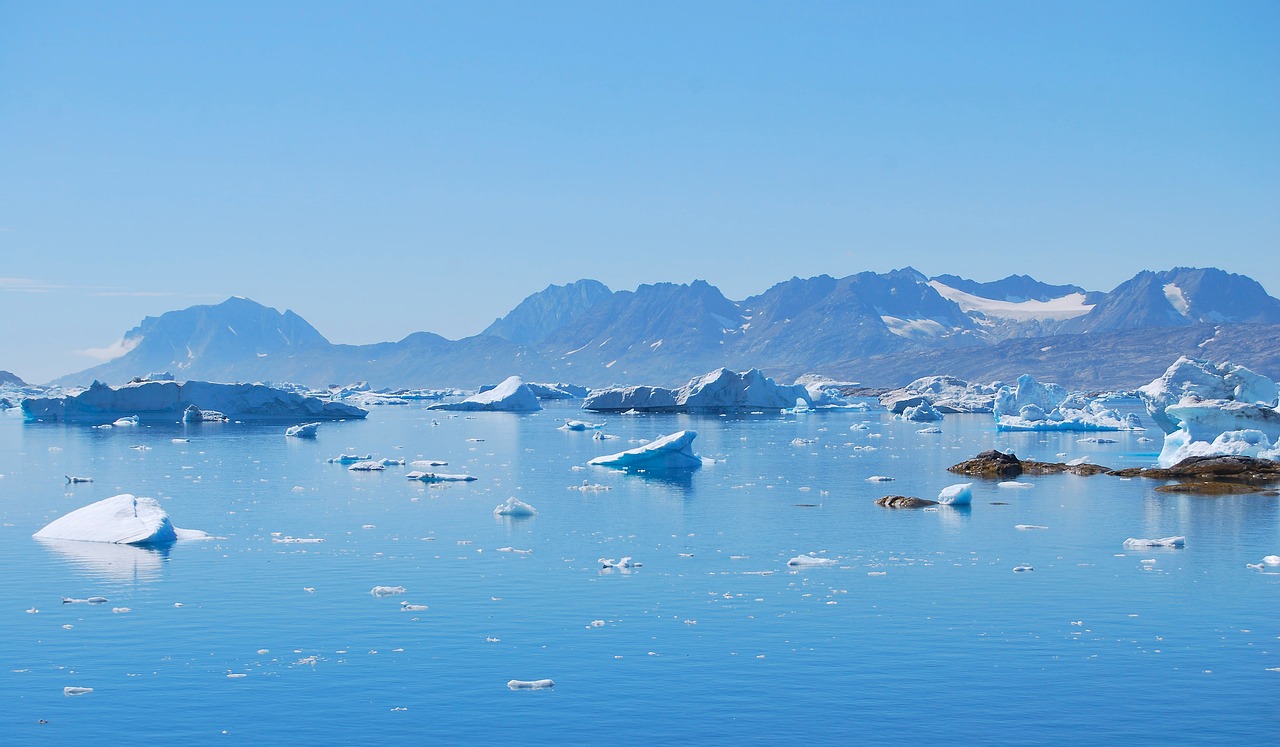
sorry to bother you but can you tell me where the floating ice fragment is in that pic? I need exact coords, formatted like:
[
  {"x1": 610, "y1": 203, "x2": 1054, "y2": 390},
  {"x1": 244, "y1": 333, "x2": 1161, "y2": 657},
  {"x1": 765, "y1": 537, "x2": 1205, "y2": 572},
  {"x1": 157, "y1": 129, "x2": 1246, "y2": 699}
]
[
  {"x1": 406, "y1": 471, "x2": 476, "y2": 482},
  {"x1": 273, "y1": 536, "x2": 324, "y2": 544},
  {"x1": 227, "y1": 673, "x2": 247, "y2": 678},
  {"x1": 285, "y1": 422, "x2": 320, "y2": 438},
  {"x1": 866, "y1": 476, "x2": 895, "y2": 482},
  {"x1": 112, "y1": 607, "x2": 130, "y2": 613},
  {"x1": 63, "y1": 686, "x2": 93, "y2": 696},
  {"x1": 327, "y1": 454, "x2": 371, "y2": 464},
  {"x1": 1012, "y1": 564, "x2": 1034, "y2": 572},
  {"x1": 937, "y1": 483, "x2": 972, "y2": 506},
  {"x1": 590, "y1": 620, "x2": 605, "y2": 627},
  {"x1": 370, "y1": 586, "x2": 407, "y2": 596},
  {"x1": 1015, "y1": 524, "x2": 1049, "y2": 530},
  {"x1": 561, "y1": 419, "x2": 606, "y2": 431},
  {"x1": 493, "y1": 498, "x2": 537, "y2": 517},
  {"x1": 998, "y1": 481, "x2": 1034, "y2": 489},
  {"x1": 1123, "y1": 537, "x2": 1185, "y2": 549},
  {"x1": 400, "y1": 602, "x2": 429, "y2": 611},
  {"x1": 588, "y1": 430, "x2": 704, "y2": 470},
  {"x1": 569, "y1": 480, "x2": 611, "y2": 492},
  {"x1": 62, "y1": 596, "x2": 108, "y2": 604},
  {"x1": 1264, "y1": 555, "x2": 1280, "y2": 566},
  {"x1": 409, "y1": 459, "x2": 449, "y2": 468},
  {"x1": 64, "y1": 475, "x2": 94, "y2": 484},
  {"x1": 171, "y1": 438, "x2": 189, "y2": 443},
  {"x1": 916, "y1": 426, "x2": 943, "y2": 434},
  {"x1": 347, "y1": 461, "x2": 386, "y2": 471},
  {"x1": 113, "y1": 416, "x2": 139, "y2": 426},
  {"x1": 599, "y1": 557, "x2": 641, "y2": 569},
  {"x1": 787, "y1": 554, "x2": 837, "y2": 567},
  {"x1": 507, "y1": 679, "x2": 554, "y2": 690}
]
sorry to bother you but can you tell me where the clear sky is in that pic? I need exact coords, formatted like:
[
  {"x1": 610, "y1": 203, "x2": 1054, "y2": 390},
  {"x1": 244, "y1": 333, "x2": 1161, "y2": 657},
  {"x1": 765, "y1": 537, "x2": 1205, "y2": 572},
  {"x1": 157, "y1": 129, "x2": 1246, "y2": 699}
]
[{"x1": 2, "y1": 1, "x2": 1277, "y2": 383}]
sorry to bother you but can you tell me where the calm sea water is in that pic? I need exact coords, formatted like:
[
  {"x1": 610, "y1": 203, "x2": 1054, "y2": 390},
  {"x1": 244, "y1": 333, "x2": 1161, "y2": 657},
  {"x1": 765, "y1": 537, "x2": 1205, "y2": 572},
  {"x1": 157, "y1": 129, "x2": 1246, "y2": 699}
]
[{"x1": 2, "y1": 400, "x2": 1278, "y2": 744}]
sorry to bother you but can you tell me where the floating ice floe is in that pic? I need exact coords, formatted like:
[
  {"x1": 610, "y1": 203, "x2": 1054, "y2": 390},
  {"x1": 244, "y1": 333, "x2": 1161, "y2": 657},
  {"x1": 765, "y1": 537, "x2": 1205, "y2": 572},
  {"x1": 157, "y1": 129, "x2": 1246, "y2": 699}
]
[
  {"x1": 34, "y1": 494, "x2": 209, "y2": 545},
  {"x1": 494, "y1": 498, "x2": 537, "y2": 517},
  {"x1": 1265, "y1": 555, "x2": 1280, "y2": 566},
  {"x1": 65, "y1": 475, "x2": 94, "y2": 484},
  {"x1": 409, "y1": 459, "x2": 449, "y2": 468},
  {"x1": 899, "y1": 401, "x2": 943, "y2": 423},
  {"x1": 866, "y1": 475, "x2": 895, "y2": 482},
  {"x1": 113, "y1": 416, "x2": 139, "y2": 427},
  {"x1": 937, "y1": 483, "x2": 972, "y2": 506},
  {"x1": 1015, "y1": 524, "x2": 1049, "y2": 530},
  {"x1": 370, "y1": 585, "x2": 406, "y2": 596},
  {"x1": 998, "y1": 481, "x2": 1034, "y2": 489},
  {"x1": 400, "y1": 602, "x2": 429, "y2": 612},
  {"x1": 63, "y1": 687, "x2": 94, "y2": 696},
  {"x1": 348, "y1": 461, "x2": 386, "y2": 471},
  {"x1": 599, "y1": 557, "x2": 641, "y2": 569},
  {"x1": 285, "y1": 422, "x2": 320, "y2": 438},
  {"x1": 407, "y1": 471, "x2": 477, "y2": 482},
  {"x1": 1137, "y1": 358, "x2": 1280, "y2": 467},
  {"x1": 327, "y1": 454, "x2": 372, "y2": 464},
  {"x1": 272, "y1": 536, "x2": 324, "y2": 544},
  {"x1": 787, "y1": 554, "x2": 837, "y2": 567},
  {"x1": 428, "y1": 376, "x2": 542, "y2": 412},
  {"x1": 569, "y1": 480, "x2": 611, "y2": 492},
  {"x1": 1123, "y1": 536, "x2": 1185, "y2": 549},
  {"x1": 1012, "y1": 565, "x2": 1034, "y2": 573},
  {"x1": 561, "y1": 419, "x2": 606, "y2": 431},
  {"x1": 588, "y1": 430, "x2": 704, "y2": 470},
  {"x1": 507, "y1": 679, "x2": 554, "y2": 690},
  {"x1": 916, "y1": 426, "x2": 943, "y2": 434},
  {"x1": 583, "y1": 368, "x2": 811, "y2": 413},
  {"x1": 994, "y1": 374, "x2": 1140, "y2": 432},
  {"x1": 62, "y1": 596, "x2": 109, "y2": 604}
]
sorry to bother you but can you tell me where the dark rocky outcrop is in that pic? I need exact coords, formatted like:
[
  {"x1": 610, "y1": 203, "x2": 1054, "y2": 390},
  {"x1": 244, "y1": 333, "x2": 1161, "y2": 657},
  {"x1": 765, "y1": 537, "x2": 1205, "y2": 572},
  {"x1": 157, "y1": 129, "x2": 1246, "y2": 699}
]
[
  {"x1": 1153, "y1": 482, "x2": 1264, "y2": 495},
  {"x1": 875, "y1": 495, "x2": 938, "y2": 508},
  {"x1": 947, "y1": 450, "x2": 1025, "y2": 478},
  {"x1": 1110, "y1": 455, "x2": 1280, "y2": 482}
]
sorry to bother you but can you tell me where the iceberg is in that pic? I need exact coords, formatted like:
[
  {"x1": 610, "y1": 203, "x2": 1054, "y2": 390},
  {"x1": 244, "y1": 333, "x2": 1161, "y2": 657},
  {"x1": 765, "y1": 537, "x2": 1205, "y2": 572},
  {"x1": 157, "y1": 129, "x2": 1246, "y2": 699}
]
[
  {"x1": 899, "y1": 401, "x2": 943, "y2": 422},
  {"x1": 285, "y1": 422, "x2": 320, "y2": 438},
  {"x1": 561, "y1": 419, "x2": 606, "y2": 431},
  {"x1": 34, "y1": 494, "x2": 209, "y2": 545},
  {"x1": 494, "y1": 497, "x2": 537, "y2": 517},
  {"x1": 22, "y1": 380, "x2": 366, "y2": 423},
  {"x1": 880, "y1": 376, "x2": 998, "y2": 414},
  {"x1": 327, "y1": 454, "x2": 372, "y2": 464},
  {"x1": 1123, "y1": 536, "x2": 1185, "y2": 549},
  {"x1": 787, "y1": 554, "x2": 838, "y2": 567},
  {"x1": 348, "y1": 461, "x2": 386, "y2": 471},
  {"x1": 587, "y1": 430, "x2": 704, "y2": 470},
  {"x1": 427, "y1": 376, "x2": 542, "y2": 412},
  {"x1": 993, "y1": 374, "x2": 1138, "y2": 431},
  {"x1": 583, "y1": 368, "x2": 812, "y2": 413},
  {"x1": 937, "y1": 483, "x2": 973, "y2": 506},
  {"x1": 507, "y1": 679, "x2": 555, "y2": 690},
  {"x1": 1138, "y1": 358, "x2": 1280, "y2": 467},
  {"x1": 408, "y1": 471, "x2": 477, "y2": 482}
]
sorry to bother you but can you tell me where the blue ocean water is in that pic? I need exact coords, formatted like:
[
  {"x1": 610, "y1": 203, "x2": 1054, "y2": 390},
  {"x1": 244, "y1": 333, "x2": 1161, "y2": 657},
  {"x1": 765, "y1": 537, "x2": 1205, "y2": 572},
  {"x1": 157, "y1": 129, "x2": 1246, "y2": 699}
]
[{"x1": 2, "y1": 401, "x2": 1278, "y2": 744}]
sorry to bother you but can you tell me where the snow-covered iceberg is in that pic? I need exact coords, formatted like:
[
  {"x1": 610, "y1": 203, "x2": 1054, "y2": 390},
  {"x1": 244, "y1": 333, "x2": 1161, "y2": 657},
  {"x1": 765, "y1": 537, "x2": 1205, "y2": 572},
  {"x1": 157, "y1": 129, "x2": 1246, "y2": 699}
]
[
  {"x1": 22, "y1": 380, "x2": 366, "y2": 423},
  {"x1": 937, "y1": 483, "x2": 973, "y2": 506},
  {"x1": 993, "y1": 374, "x2": 1139, "y2": 431},
  {"x1": 584, "y1": 368, "x2": 812, "y2": 413},
  {"x1": 880, "y1": 376, "x2": 998, "y2": 414},
  {"x1": 285, "y1": 422, "x2": 320, "y2": 438},
  {"x1": 899, "y1": 401, "x2": 943, "y2": 422},
  {"x1": 34, "y1": 494, "x2": 208, "y2": 545},
  {"x1": 493, "y1": 497, "x2": 537, "y2": 517},
  {"x1": 1138, "y1": 358, "x2": 1280, "y2": 468},
  {"x1": 427, "y1": 376, "x2": 542, "y2": 412},
  {"x1": 588, "y1": 430, "x2": 704, "y2": 470}
]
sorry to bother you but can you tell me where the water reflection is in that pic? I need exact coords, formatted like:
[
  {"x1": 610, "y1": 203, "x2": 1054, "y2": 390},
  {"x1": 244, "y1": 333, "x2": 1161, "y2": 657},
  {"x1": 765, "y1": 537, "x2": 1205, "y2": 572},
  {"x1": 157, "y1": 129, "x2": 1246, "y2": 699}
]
[
  {"x1": 624, "y1": 467, "x2": 697, "y2": 493},
  {"x1": 35, "y1": 537, "x2": 170, "y2": 583}
]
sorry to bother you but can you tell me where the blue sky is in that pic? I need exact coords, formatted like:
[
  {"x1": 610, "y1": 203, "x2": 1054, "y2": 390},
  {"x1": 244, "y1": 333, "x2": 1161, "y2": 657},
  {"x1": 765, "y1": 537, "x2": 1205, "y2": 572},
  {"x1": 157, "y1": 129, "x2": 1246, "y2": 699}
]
[{"x1": 2, "y1": 1, "x2": 1277, "y2": 383}]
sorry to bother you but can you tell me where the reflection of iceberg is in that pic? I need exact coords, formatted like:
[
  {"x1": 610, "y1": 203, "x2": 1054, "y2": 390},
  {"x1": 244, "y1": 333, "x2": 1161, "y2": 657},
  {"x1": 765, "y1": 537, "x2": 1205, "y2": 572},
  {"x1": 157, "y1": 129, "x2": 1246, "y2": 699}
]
[{"x1": 35, "y1": 537, "x2": 169, "y2": 583}]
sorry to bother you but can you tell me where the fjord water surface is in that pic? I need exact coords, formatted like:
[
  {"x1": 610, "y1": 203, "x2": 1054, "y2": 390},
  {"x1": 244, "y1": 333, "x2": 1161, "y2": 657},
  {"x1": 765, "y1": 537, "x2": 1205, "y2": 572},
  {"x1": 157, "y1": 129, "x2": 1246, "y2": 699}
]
[{"x1": 2, "y1": 402, "x2": 1277, "y2": 744}]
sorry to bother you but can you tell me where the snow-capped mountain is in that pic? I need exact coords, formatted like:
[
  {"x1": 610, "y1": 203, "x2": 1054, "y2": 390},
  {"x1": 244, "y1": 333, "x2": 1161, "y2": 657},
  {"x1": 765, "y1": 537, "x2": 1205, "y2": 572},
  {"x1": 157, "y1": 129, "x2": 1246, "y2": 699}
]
[{"x1": 52, "y1": 267, "x2": 1280, "y2": 391}]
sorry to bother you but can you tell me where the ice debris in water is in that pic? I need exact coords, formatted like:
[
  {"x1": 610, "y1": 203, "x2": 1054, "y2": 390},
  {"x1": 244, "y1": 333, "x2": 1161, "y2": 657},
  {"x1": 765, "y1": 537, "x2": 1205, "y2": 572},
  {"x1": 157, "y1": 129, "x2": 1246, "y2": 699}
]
[
  {"x1": 1264, "y1": 555, "x2": 1280, "y2": 566},
  {"x1": 1015, "y1": 524, "x2": 1049, "y2": 530},
  {"x1": 787, "y1": 554, "x2": 837, "y2": 567},
  {"x1": 62, "y1": 596, "x2": 108, "y2": 604},
  {"x1": 400, "y1": 602, "x2": 429, "y2": 611},
  {"x1": 409, "y1": 459, "x2": 448, "y2": 468},
  {"x1": 937, "y1": 483, "x2": 972, "y2": 506},
  {"x1": 866, "y1": 476, "x2": 895, "y2": 482},
  {"x1": 327, "y1": 454, "x2": 371, "y2": 464},
  {"x1": 569, "y1": 480, "x2": 611, "y2": 492},
  {"x1": 65, "y1": 475, "x2": 94, "y2": 484},
  {"x1": 63, "y1": 686, "x2": 94, "y2": 696},
  {"x1": 1012, "y1": 565, "x2": 1034, "y2": 573},
  {"x1": 285, "y1": 422, "x2": 320, "y2": 438},
  {"x1": 599, "y1": 557, "x2": 641, "y2": 569},
  {"x1": 998, "y1": 481, "x2": 1034, "y2": 489},
  {"x1": 507, "y1": 679, "x2": 555, "y2": 690},
  {"x1": 916, "y1": 426, "x2": 943, "y2": 434},
  {"x1": 347, "y1": 461, "x2": 386, "y2": 471},
  {"x1": 406, "y1": 471, "x2": 476, "y2": 482},
  {"x1": 1123, "y1": 537, "x2": 1185, "y2": 549},
  {"x1": 493, "y1": 498, "x2": 537, "y2": 517},
  {"x1": 370, "y1": 586, "x2": 407, "y2": 596},
  {"x1": 272, "y1": 535, "x2": 324, "y2": 544},
  {"x1": 561, "y1": 419, "x2": 606, "y2": 431}
]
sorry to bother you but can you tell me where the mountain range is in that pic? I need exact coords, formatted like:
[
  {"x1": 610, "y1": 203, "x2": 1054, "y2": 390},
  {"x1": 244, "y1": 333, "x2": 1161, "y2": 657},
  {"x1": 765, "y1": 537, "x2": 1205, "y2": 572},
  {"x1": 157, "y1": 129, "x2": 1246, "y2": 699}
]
[{"x1": 45, "y1": 266, "x2": 1280, "y2": 391}]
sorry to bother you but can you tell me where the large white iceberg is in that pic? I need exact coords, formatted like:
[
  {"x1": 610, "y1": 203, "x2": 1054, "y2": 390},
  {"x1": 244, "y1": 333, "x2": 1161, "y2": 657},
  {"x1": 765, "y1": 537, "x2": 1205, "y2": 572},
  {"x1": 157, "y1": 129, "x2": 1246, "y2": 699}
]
[
  {"x1": 22, "y1": 380, "x2": 366, "y2": 423},
  {"x1": 34, "y1": 494, "x2": 208, "y2": 545},
  {"x1": 880, "y1": 376, "x2": 999, "y2": 414},
  {"x1": 588, "y1": 430, "x2": 704, "y2": 470},
  {"x1": 1138, "y1": 358, "x2": 1280, "y2": 467},
  {"x1": 584, "y1": 368, "x2": 811, "y2": 413},
  {"x1": 428, "y1": 376, "x2": 542, "y2": 412},
  {"x1": 993, "y1": 374, "x2": 1139, "y2": 432}
]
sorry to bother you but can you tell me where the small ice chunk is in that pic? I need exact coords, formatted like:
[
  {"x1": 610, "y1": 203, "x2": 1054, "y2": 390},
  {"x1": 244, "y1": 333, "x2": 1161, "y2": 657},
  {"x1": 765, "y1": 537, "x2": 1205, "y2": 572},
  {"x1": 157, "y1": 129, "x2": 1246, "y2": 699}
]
[
  {"x1": 915, "y1": 426, "x2": 943, "y2": 434},
  {"x1": 285, "y1": 422, "x2": 320, "y2": 438},
  {"x1": 1122, "y1": 537, "x2": 1186, "y2": 549},
  {"x1": 507, "y1": 679, "x2": 554, "y2": 690},
  {"x1": 400, "y1": 602, "x2": 429, "y2": 611},
  {"x1": 866, "y1": 476, "x2": 895, "y2": 482},
  {"x1": 273, "y1": 536, "x2": 324, "y2": 544},
  {"x1": 569, "y1": 480, "x2": 611, "y2": 492},
  {"x1": 937, "y1": 483, "x2": 972, "y2": 506},
  {"x1": 64, "y1": 475, "x2": 94, "y2": 484},
  {"x1": 409, "y1": 459, "x2": 449, "y2": 468},
  {"x1": 62, "y1": 596, "x2": 108, "y2": 604},
  {"x1": 998, "y1": 481, "x2": 1034, "y2": 489},
  {"x1": 1262, "y1": 555, "x2": 1280, "y2": 566},
  {"x1": 347, "y1": 461, "x2": 386, "y2": 471},
  {"x1": 599, "y1": 557, "x2": 641, "y2": 569},
  {"x1": 493, "y1": 498, "x2": 537, "y2": 517},
  {"x1": 63, "y1": 686, "x2": 94, "y2": 696},
  {"x1": 406, "y1": 471, "x2": 476, "y2": 482},
  {"x1": 787, "y1": 554, "x2": 837, "y2": 567},
  {"x1": 1015, "y1": 524, "x2": 1049, "y2": 531},
  {"x1": 1012, "y1": 564, "x2": 1034, "y2": 573},
  {"x1": 327, "y1": 454, "x2": 372, "y2": 464},
  {"x1": 370, "y1": 585, "x2": 407, "y2": 596}
]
